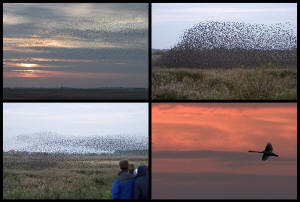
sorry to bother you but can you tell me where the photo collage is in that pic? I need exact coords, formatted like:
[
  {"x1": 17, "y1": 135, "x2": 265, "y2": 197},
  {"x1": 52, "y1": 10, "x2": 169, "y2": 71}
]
[{"x1": 3, "y1": 2, "x2": 297, "y2": 200}]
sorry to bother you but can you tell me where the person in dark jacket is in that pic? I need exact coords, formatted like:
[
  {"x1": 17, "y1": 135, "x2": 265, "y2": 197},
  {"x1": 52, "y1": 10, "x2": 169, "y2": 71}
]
[
  {"x1": 111, "y1": 160, "x2": 135, "y2": 200},
  {"x1": 134, "y1": 164, "x2": 149, "y2": 200}
]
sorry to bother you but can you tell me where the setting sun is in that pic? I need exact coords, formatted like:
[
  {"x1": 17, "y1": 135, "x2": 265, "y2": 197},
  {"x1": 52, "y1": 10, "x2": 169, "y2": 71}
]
[{"x1": 19, "y1": 63, "x2": 38, "y2": 68}]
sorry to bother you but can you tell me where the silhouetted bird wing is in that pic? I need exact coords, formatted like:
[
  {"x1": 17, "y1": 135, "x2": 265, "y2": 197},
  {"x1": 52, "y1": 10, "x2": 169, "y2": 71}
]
[{"x1": 262, "y1": 153, "x2": 269, "y2": 161}]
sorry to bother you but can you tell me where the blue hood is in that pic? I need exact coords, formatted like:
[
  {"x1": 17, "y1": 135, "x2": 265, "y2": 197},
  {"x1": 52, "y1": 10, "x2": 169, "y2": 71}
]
[{"x1": 136, "y1": 164, "x2": 147, "y2": 177}]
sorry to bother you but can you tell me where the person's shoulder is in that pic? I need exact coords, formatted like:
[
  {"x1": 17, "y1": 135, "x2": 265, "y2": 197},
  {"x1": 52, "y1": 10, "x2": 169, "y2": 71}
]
[{"x1": 117, "y1": 173, "x2": 135, "y2": 183}]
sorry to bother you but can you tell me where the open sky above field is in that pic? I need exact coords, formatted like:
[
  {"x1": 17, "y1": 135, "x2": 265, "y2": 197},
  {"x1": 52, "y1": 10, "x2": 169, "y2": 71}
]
[
  {"x1": 3, "y1": 103, "x2": 148, "y2": 152},
  {"x1": 152, "y1": 3, "x2": 297, "y2": 49},
  {"x1": 152, "y1": 103, "x2": 297, "y2": 199},
  {"x1": 3, "y1": 3, "x2": 148, "y2": 88}
]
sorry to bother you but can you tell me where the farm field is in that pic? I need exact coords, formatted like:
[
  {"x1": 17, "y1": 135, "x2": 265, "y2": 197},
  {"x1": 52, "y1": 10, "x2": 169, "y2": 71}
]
[
  {"x1": 152, "y1": 65, "x2": 297, "y2": 100},
  {"x1": 3, "y1": 152, "x2": 148, "y2": 199}
]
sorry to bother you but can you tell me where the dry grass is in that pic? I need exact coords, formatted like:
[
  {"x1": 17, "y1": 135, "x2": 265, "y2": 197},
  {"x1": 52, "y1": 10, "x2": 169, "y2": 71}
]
[
  {"x1": 152, "y1": 65, "x2": 297, "y2": 100},
  {"x1": 3, "y1": 152, "x2": 148, "y2": 199}
]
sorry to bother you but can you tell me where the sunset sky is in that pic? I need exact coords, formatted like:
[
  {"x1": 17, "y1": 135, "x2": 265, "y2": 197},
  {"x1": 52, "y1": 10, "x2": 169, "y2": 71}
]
[
  {"x1": 152, "y1": 103, "x2": 297, "y2": 199},
  {"x1": 3, "y1": 3, "x2": 148, "y2": 88}
]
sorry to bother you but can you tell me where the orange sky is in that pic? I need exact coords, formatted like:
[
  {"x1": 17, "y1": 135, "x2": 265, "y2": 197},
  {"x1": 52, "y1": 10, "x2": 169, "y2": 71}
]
[
  {"x1": 152, "y1": 103, "x2": 297, "y2": 174},
  {"x1": 152, "y1": 103, "x2": 297, "y2": 199},
  {"x1": 152, "y1": 103, "x2": 297, "y2": 156}
]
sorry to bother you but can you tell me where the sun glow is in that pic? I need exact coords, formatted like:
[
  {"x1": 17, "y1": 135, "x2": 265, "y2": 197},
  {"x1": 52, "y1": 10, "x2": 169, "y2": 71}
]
[{"x1": 19, "y1": 63, "x2": 38, "y2": 68}]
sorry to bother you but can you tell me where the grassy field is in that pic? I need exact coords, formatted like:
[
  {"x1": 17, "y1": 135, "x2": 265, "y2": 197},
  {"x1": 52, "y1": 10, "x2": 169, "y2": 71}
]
[
  {"x1": 152, "y1": 65, "x2": 297, "y2": 100},
  {"x1": 3, "y1": 152, "x2": 148, "y2": 199},
  {"x1": 3, "y1": 88, "x2": 148, "y2": 100}
]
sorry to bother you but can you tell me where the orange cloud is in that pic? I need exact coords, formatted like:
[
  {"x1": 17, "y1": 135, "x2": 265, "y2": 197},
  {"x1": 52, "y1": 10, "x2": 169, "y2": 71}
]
[
  {"x1": 152, "y1": 103, "x2": 297, "y2": 158},
  {"x1": 3, "y1": 58, "x2": 93, "y2": 63},
  {"x1": 3, "y1": 37, "x2": 132, "y2": 49},
  {"x1": 4, "y1": 37, "x2": 79, "y2": 48},
  {"x1": 4, "y1": 69, "x2": 145, "y2": 79},
  {"x1": 3, "y1": 62, "x2": 61, "y2": 68},
  {"x1": 30, "y1": 58, "x2": 93, "y2": 63}
]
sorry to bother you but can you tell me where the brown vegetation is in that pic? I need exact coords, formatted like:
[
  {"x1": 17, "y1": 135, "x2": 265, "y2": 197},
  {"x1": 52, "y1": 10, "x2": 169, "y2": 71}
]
[{"x1": 3, "y1": 152, "x2": 148, "y2": 199}]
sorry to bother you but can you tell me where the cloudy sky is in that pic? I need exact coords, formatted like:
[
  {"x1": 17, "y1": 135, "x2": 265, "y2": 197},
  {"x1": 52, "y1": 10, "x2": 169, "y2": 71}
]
[
  {"x1": 152, "y1": 103, "x2": 297, "y2": 199},
  {"x1": 3, "y1": 103, "x2": 148, "y2": 149},
  {"x1": 152, "y1": 3, "x2": 297, "y2": 49},
  {"x1": 3, "y1": 3, "x2": 148, "y2": 88}
]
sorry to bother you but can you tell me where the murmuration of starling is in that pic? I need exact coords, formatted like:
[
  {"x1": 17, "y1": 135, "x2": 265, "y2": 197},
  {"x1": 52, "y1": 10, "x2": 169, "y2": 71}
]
[{"x1": 155, "y1": 21, "x2": 297, "y2": 68}]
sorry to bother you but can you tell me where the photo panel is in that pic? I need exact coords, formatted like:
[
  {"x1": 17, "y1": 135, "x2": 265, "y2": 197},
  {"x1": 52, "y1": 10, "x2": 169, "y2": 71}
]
[
  {"x1": 2, "y1": 1, "x2": 299, "y2": 201},
  {"x1": 151, "y1": 3, "x2": 297, "y2": 100},
  {"x1": 3, "y1": 103, "x2": 149, "y2": 199},
  {"x1": 151, "y1": 103, "x2": 297, "y2": 199},
  {"x1": 3, "y1": 3, "x2": 149, "y2": 100}
]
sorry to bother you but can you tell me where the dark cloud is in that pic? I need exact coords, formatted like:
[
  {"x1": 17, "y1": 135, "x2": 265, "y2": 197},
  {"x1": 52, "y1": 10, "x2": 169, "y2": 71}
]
[
  {"x1": 3, "y1": 23, "x2": 40, "y2": 38},
  {"x1": 4, "y1": 23, "x2": 148, "y2": 47},
  {"x1": 4, "y1": 3, "x2": 147, "y2": 24},
  {"x1": 3, "y1": 3, "x2": 148, "y2": 42},
  {"x1": 4, "y1": 47, "x2": 147, "y2": 63},
  {"x1": 4, "y1": 3, "x2": 65, "y2": 20},
  {"x1": 152, "y1": 172, "x2": 297, "y2": 199},
  {"x1": 46, "y1": 27, "x2": 148, "y2": 43},
  {"x1": 107, "y1": 3, "x2": 148, "y2": 15}
]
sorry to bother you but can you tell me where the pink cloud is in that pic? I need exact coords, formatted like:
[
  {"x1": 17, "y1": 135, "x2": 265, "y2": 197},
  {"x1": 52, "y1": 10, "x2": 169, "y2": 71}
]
[{"x1": 152, "y1": 103, "x2": 297, "y2": 157}]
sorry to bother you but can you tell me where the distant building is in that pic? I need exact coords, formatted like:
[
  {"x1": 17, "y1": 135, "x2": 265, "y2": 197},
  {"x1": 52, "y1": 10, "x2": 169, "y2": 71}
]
[{"x1": 8, "y1": 149, "x2": 16, "y2": 153}]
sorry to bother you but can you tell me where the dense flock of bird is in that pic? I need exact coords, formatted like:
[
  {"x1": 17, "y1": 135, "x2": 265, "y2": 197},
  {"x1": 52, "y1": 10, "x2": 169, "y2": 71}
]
[
  {"x1": 157, "y1": 21, "x2": 297, "y2": 68},
  {"x1": 8, "y1": 131, "x2": 148, "y2": 154}
]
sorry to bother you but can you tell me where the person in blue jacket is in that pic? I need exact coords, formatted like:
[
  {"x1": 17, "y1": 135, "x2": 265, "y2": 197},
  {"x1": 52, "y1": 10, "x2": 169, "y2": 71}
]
[
  {"x1": 134, "y1": 164, "x2": 149, "y2": 200},
  {"x1": 111, "y1": 160, "x2": 135, "y2": 200}
]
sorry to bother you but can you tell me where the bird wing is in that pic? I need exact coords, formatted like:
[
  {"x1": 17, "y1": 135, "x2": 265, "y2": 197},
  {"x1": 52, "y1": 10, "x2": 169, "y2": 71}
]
[{"x1": 262, "y1": 153, "x2": 269, "y2": 161}]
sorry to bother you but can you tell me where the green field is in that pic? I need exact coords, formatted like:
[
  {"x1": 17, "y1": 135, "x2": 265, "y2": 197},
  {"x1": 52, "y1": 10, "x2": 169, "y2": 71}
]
[
  {"x1": 3, "y1": 152, "x2": 148, "y2": 199},
  {"x1": 152, "y1": 65, "x2": 297, "y2": 100}
]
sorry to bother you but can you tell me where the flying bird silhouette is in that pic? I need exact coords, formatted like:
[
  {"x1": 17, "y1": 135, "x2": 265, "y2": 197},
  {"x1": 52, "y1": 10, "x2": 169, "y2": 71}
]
[{"x1": 248, "y1": 143, "x2": 279, "y2": 161}]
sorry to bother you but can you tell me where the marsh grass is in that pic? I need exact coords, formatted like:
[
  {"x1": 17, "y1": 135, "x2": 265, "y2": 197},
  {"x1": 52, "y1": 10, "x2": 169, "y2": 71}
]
[
  {"x1": 152, "y1": 65, "x2": 297, "y2": 100},
  {"x1": 3, "y1": 153, "x2": 148, "y2": 199}
]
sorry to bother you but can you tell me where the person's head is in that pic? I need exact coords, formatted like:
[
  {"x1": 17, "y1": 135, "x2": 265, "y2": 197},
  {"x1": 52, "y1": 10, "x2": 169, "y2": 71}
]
[
  {"x1": 119, "y1": 160, "x2": 129, "y2": 171},
  {"x1": 136, "y1": 164, "x2": 147, "y2": 177},
  {"x1": 128, "y1": 163, "x2": 135, "y2": 174}
]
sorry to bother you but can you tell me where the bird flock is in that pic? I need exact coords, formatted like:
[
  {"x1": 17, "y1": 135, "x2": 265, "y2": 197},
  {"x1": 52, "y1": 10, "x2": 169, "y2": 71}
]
[
  {"x1": 8, "y1": 131, "x2": 148, "y2": 154},
  {"x1": 156, "y1": 21, "x2": 297, "y2": 68}
]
